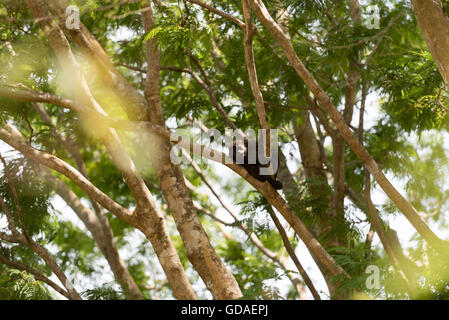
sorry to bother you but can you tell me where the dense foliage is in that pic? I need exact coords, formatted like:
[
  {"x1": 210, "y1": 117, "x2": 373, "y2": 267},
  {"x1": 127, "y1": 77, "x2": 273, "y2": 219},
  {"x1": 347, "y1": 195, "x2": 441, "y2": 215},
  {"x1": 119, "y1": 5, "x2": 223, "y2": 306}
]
[{"x1": 0, "y1": 0, "x2": 449, "y2": 300}]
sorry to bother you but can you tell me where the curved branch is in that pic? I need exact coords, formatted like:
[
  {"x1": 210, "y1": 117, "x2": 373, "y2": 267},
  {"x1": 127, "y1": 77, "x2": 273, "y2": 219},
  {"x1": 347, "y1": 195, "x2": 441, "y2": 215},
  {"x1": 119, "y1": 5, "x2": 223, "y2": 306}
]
[
  {"x1": 0, "y1": 124, "x2": 134, "y2": 223},
  {"x1": 0, "y1": 84, "x2": 347, "y2": 278},
  {"x1": 37, "y1": 167, "x2": 143, "y2": 299},
  {"x1": 184, "y1": 0, "x2": 245, "y2": 29},
  {"x1": 242, "y1": 0, "x2": 270, "y2": 132},
  {"x1": 0, "y1": 253, "x2": 73, "y2": 300},
  {"x1": 267, "y1": 208, "x2": 321, "y2": 300},
  {"x1": 247, "y1": 0, "x2": 445, "y2": 249}
]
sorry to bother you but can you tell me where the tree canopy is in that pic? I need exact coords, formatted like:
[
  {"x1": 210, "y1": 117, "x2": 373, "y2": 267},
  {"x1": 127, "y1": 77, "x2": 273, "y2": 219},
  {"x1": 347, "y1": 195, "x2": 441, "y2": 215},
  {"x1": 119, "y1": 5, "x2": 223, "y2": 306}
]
[{"x1": 0, "y1": 0, "x2": 449, "y2": 300}]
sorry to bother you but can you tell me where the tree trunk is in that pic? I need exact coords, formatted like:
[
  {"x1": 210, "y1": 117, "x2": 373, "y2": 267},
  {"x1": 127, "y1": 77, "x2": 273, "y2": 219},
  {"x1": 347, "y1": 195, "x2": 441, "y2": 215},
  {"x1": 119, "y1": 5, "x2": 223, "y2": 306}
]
[
  {"x1": 142, "y1": 6, "x2": 242, "y2": 300},
  {"x1": 411, "y1": 0, "x2": 449, "y2": 84}
]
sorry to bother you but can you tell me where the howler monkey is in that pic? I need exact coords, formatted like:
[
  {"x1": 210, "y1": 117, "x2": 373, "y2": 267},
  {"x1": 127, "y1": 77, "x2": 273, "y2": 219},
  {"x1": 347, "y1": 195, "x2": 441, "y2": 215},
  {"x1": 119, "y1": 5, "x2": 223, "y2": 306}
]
[{"x1": 229, "y1": 139, "x2": 283, "y2": 190}]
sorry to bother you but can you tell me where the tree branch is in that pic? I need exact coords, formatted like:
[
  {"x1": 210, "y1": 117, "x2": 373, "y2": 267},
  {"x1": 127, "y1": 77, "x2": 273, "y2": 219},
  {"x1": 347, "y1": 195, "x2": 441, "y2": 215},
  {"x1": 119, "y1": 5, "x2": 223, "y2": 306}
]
[
  {"x1": 0, "y1": 124, "x2": 134, "y2": 223},
  {"x1": 242, "y1": 0, "x2": 270, "y2": 133},
  {"x1": 184, "y1": 0, "x2": 245, "y2": 28},
  {"x1": 267, "y1": 207, "x2": 321, "y2": 300},
  {"x1": 0, "y1": 85, "x2": 348, "y2": 280},
  {"x1": 0, "y1": 253, "x2": 73, "y2": 300},
  {"x1": 247, "y1": 0, "x2": 445, "y2": 249},
  {"x1": 363, "y1": 172, "x2": 415, "y2": 297},
  {"x1": 36, "y1": 166, "x2": 143, "y2": 299}
]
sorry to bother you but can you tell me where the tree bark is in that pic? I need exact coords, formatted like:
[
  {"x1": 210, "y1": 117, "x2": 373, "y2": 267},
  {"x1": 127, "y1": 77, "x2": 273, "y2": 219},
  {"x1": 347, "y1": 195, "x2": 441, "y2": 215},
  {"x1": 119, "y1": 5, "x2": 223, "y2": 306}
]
[
  {"x1": 411, "y1": 0, "x2": 449, "y2": 84},
  {"x1": 0, "y1": 123, "x2": 197, "y2": 299},
  {"x1": 33, "y1": 103, "x2": 143, "y2": 299},
  {"x1": 247, "y1": 0, "x2": 444, "y2": 249},
  {"x1": 39, "y1": 168, "x2": 143, "y2": 299},
  {"x1": 142, "y1": 5, "x2": 242, "y2": 300}
]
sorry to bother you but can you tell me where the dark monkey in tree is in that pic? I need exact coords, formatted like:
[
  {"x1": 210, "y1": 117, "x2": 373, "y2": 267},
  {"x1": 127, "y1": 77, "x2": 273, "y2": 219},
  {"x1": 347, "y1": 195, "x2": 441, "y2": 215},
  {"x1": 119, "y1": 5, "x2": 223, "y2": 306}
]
[{"x1": 229, "y1": 138, "x2": 283, "y2": 190}]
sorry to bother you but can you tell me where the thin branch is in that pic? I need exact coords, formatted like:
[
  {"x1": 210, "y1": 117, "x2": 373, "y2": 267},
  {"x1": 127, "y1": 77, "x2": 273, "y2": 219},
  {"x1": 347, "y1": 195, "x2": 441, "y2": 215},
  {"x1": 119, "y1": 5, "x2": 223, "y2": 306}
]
[
  {"x1": 0, "y1": 253, "x2": 72, "y2": 299},
  {"x1": 195, "y1": 201, "x2": 309, "y2": 298},
  {"x1": 0, "y1": 124, "x2": 134, "y2": 223},
  {"x1": 0, "y1": 181, "x2": 82, "y2": 300},
  {"x1": 247, "y1": 0, "x2": 444, "y2": 249},
  {"x1": 242, "y1": 0, "x2": 270, "y2": 133},
  {"x1": 364, "y1": 225, "x2": 375, "y2": 259},
  {"x1": 184, "y1": 50, "x2": 240, "y2": 131},
  {"x1": 184, "y1": 0, "x2": 245, "y2": 28},
  {"x1": 32, "y1": 102, "x2": 109, "y2": 226},
  {"x1": 264, "y1": 101, "x2": 313, "y2": 111},
  {"x1": 365, "y1": 8, "x2": 406, "y2": 61},
  {"x1": 0, "y1": 194, "x2": 18, "y2": 234},
  {"x1": 358, "y1": 80, "x2": 368, "y2": 142},
  {"x1": 120, "y1": 62, "x2": 240, "y2": 131},
  {"x1": 363, "y1": 172, "x2": 415, "y2": 297},
  {"x1": 267, "y1": 207, "x2": 321, "y2": 300},
  {"x1": 36, "y1": 166, "x2": 143, "y2": 299},
  {"x1": 0, "y1": 153, "x2": 30, "y2": 243},
  {"x1": 185, "y1": 168, "x2": 309, "y2": 299},
  {"x1": 0, "y1": 86, "x2": 348, "y2": 280},
  {"x1": 112, "y1": 6, "x2": 151, "y2": 20}
]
